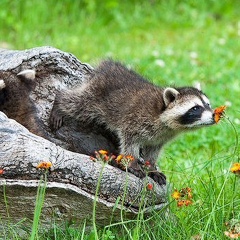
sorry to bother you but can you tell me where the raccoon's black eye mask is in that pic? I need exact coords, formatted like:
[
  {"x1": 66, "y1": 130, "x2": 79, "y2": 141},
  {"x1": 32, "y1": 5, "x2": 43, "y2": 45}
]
[{"x1": 179, "y1": 105, "x2": 204, "y2": 124}]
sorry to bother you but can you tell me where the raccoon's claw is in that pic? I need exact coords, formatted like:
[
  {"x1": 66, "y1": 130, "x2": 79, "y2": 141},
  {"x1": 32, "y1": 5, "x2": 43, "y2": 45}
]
[
  {"x1": 128, "y1": 160, "x2": 166, "y2": 185},
  {"x1": 147, "y1": 164, "x2": 166, "y2": 185},
  {"x1": 128, "y1": 160, "x2": 146, "y2": 179},
  {"x1": 49, "y1": 110, "x2": 63, "y2": 130},
  {"x1": 148, "y1": 171, "x2": 166, "y2": 185}
]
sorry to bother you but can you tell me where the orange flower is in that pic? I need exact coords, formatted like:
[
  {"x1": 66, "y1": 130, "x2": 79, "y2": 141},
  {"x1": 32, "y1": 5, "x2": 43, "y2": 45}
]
[
  {"x1": 145, "y1": 161, "x2": 151, "y2": 166},
  {"x1": 147, "y1": 183, "x2": 153, "y2": 191},
  {"x1": 98, "y1": 150, "x2": 108, "y2": 155},
  {"x1": 37, "y1": 161, "x2": 52, "y2": 169},
  {"x1": 0, "y1": 169, "x2": 4, "y2": 174},
  {"x1": 116, "y1": 154, "x2": 134, "y2": 163},
  {"x1": 125, "y1": 155, "x2": 134, "y2": 161},
  {"x1": 114, "y1": 154, "x2": 135, "y2": 170},
  {"x1": 93, "y1": 150, "x2": 116, "y2": 163},
  {"x1": 103, "y1": 155, "x2": 110, "y2": 162},
  {"x1": 224, "y1": 219, "x2": 240, "y2": 239},
  {"x1": 214, "y1": 105, "x2": 226, "y2": 123},
  {"x1": 191, "y1": 234, "x2": 202, "y2": 240},
  {"x1": 230, "y1": 163, "x2": 240, "y2": 175},
  {"x1": 187, "y1": 192, "x2": 193, "y2": 199},
  {"x1": 116, "y1": 154, "x2": 124, "y2": 163},
  {"x1": 177, "y1": 199, "x2": 193, "y2": 207},
  {"x1": 172, "y1": 187, "x2": 193, "y2": 207},
  {"x1": 181, "y1": 187, "x2": 193, "y2": 199},
  {"x1": 184, "y1": 199, "x2": 193, "y2": 206},
  {"x1": 172, "y1": 190, "x2": 181, "y2": 200},
  {"x1": 90, "y1": 156, "x2": 96, "y2": 161},
  {"x1": 177, "y1": 200, "x2": 185, "y2": 207},
  {"x1": 224, "y1": 231, "x2": 240, "y2": 239}
]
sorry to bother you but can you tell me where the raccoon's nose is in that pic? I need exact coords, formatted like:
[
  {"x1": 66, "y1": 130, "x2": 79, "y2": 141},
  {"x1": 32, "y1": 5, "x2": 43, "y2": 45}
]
[{"x1": 212, "y1": 112, "x2": 216, "y2": 123}]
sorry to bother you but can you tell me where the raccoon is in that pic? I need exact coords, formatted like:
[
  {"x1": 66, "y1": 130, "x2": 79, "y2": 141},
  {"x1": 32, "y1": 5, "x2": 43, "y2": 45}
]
[
  {"x1": 50, "y1": 60, "x2": 215, "y2": 185},
  {"x1": 0, "y1": 70, "x2": 48, "y2": 138}
]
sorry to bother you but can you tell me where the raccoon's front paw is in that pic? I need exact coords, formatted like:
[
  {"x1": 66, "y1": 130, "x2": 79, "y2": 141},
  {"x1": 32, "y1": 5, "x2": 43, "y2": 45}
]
[
  {"x1": 148, "y1": 171, "x2": 166, "y2": 185},
  {"x1": 128, "y1": 160, "x2": 146, "y2": 179},
  {"x1": 49, "y1": 109, "x2": 64, "y2": 130}
]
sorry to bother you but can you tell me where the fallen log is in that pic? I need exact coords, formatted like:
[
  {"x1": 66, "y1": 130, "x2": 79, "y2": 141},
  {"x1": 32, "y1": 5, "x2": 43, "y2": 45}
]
[{"x1": 0, "y1": 47, "x2": 167, "y2": 226}]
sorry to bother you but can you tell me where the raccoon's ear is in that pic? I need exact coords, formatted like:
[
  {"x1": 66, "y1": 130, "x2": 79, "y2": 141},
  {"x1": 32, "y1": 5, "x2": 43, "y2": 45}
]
[
  {"x1": 194, "y1": 82, "x2": 201, "y2": 91},
  {"x1": 17, "y1": 69, "x2": 36, "y2": 80},
  {"x1": 0, "y1": 80, "x2": 6, "y2": 90},
  {"x1": 163, "y1": 87, "x2": 180, "y2": 106}
]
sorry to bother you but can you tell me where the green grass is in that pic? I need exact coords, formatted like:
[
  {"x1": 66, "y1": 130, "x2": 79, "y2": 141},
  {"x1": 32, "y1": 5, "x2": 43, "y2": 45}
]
[
  {"x1": 30, "y1": 173, "x2": 48, "y2": 240},
  {"x1": 0, "y1": 0, "x2": 240, "y2": 239}
]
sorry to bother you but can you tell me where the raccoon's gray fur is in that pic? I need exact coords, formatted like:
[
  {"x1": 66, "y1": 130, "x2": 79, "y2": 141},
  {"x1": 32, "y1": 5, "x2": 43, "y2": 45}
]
[{"x1": 50, "y1": 60, "x2": 215, "y2": 184}]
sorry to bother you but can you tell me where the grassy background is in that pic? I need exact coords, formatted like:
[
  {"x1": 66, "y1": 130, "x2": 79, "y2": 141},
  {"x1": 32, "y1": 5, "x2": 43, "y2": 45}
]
[{"x1": 0, "y1": 0, "x2": 240, "y2": 239}]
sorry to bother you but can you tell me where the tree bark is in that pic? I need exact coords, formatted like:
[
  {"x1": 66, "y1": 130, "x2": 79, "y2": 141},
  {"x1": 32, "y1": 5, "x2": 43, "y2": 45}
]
[{"x1": 0, "y1": 47, "x2": 167, "y2": 226}]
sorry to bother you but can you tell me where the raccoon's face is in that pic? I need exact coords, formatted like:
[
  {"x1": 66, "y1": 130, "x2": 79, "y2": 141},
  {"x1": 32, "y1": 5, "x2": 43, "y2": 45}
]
[{"x1": 160, "y1": 87, "x2": 215, "y2": 131}]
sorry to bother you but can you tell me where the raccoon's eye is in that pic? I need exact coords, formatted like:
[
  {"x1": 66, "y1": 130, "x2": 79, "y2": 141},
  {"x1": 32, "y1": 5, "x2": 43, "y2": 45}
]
[{"x1": 192, "y1": 106, "x2": 200, "y2": 111}]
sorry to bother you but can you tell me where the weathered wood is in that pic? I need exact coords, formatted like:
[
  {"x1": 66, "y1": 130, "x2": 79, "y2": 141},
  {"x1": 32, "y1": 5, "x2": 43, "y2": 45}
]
[{"x1": 0, "y1": 47, "x2": 167, "y2": 225}]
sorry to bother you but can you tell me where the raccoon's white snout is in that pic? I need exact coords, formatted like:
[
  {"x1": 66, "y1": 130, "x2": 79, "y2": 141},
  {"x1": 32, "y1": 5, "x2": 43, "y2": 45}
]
[{"x1": 200, "y1": 110, "x2": 215, "y2": 125}]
